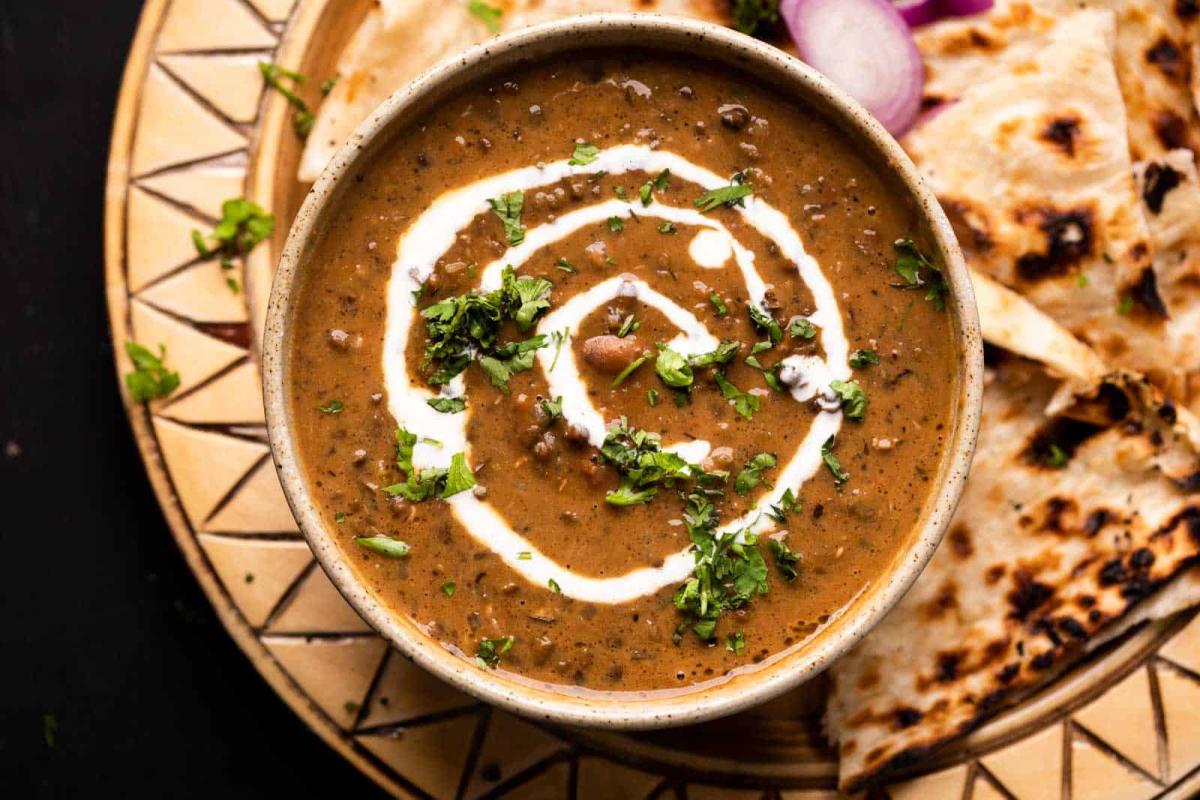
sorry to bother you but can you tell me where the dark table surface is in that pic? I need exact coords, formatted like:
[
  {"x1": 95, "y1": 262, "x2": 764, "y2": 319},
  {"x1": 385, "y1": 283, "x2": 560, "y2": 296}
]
[{"x1": 0, "y1": 2, "x2": 383, "y2": 795}]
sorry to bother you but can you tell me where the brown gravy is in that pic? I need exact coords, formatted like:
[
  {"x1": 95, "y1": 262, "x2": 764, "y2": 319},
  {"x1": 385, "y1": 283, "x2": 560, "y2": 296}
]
[{"x1": 287, "y1": 51, "x2": 957, "y2": 694}]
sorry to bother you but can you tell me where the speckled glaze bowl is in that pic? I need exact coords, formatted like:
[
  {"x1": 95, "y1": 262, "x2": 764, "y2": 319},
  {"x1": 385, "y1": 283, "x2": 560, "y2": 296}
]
[{"x1": 263, "y1": 13, "x2": 983, "y2": 731}]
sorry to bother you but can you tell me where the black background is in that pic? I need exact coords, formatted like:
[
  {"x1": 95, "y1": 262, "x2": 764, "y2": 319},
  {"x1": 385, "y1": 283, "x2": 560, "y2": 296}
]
[{"x1": 0, "y1": 2, "x2": 383, "y2": 795}]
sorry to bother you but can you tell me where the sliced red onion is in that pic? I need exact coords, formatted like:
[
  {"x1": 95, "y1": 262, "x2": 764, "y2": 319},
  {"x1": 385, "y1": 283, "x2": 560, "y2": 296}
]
[
  {"x1": 781, "y1": 0, "x2": 924, "y2": 135},
  {"x1": 893, "y1": 0, "x2": 941, "y2": 26},
  {"x1": 941, "y1": 0, "x2": 993, "y2": 15}
]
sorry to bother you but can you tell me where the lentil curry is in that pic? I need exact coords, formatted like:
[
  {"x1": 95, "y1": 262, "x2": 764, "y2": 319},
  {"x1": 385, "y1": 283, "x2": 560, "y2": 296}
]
[{"x1": 287, "y1": 51, "x2": 958, "y2": 695}]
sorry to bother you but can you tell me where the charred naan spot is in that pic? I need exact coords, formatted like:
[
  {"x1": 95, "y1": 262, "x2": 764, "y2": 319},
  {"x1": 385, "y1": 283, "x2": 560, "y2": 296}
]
[
  {"x1": 1077, "y1": 594, "x2": 1096, "y2": 609},
  {"x1": 1181, "y1": 508, "x2": 1200, "y2": 543},
  {"x1": 941, "y1": 197, "x2": 993, "y2": 252},
  {"x1": 922, "y1": 580, "x2": 960, "y2": 619},
  {"x1": 1089, "y1": 608, "x2": 1104, "y2": 624},
  {"x1": 1023, "y1": 418, "x2": 1103, "y2": 469},
  {"x1": 1083, "y1": 509, "x2": 1111, "y2": 537},
  {"x1": 1030, "y1": 651, "x2": 1056, "y2": 670},
  {"x1": 1041, "y1": 115, "x2": 1082, "y2": 157},
  {"x1": 856, "y1": 670, "x2": 881, "y2": 690},
  {"x1": 1142, "y1": 162, "x2": 1184, "y2": 214},
  {"x1": 1090, "y1": 382, "x2": 1133, "y2": 423},
  {"x1": 1174, "y1": 471, "x2": 1200, "y2": 492},
  {"x1": 1034, "y1": 618, "x2": 1063, "y2": 647},
  {"x1": 921, "y1": 94, "x2": 946, "y2": 111},
  {"x1": 936, "y1": 651, "x2": 963, "y2": 682},
  {"x1": 1008, "y1": 571, "x2": 1054, "y2": 621},
  {"x1": 996, "y1": 663, "x2": 1020, "y2": 684},
  {"x1": 1099, "y1": 558, "x2": 1127, "y2": 586},
  {"x1": 986, "y1": 564, "x2": 1007, "y2": 584},
  {"x1": 1121, "y1": 576, "x2": 1155, "y2": 601},
  {"x1": 894, "y1": 707, "x2": 923, "y2": 729},
  {"x1": 1035, "y1": 496, "x2": 1077, "y2": 534},
  {"x1": 1179, "y1": 0, "x2": 1200, "y2": 19},
  {"x1": 1058, "y1": 617, "x2": 1088, "y2": 640},
  {"x1": 1154, "y1": 111, "x2": 1190, "y2": 151},
  {"x1": 1014, "y1": 207, "x2": 1094, "y2": 281},
  {"x1": 1159, "y1": 401, "x2": 1178, "y2": 424},
  {"x1": 1130, "y1": 547, "x2": 1156, "y2": 570},
  {"x1": 984, "y1": 638, "x2": 1009, "y2": 664},
  {"x1": 969, "y1": 29, "x2": 998, "y2": 49},
  {"x1": 1146, "y1": 37, "x2": 1187, "y2": 81},
  {"x1": 1131, "y1": 267, "x2": 1170, "y2": 318},
  {"x1": 948, "y1": 525, "x2": 974, "y2": 558},
  {"x1": 840, "y1": 739, "x2": 857, "y2": 756}
]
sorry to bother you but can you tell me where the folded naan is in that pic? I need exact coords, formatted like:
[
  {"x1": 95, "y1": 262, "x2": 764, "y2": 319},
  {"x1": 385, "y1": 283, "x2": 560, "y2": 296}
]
[
  {"x1": 298, "y1": 0, "x2": 728, "y2": 182},
  {"x1": 826, "y1": 353, "x2": 1200, "y2": 791},
  {"x1": 904, "y1": 6, "x2": 1200, "y2": 388}
]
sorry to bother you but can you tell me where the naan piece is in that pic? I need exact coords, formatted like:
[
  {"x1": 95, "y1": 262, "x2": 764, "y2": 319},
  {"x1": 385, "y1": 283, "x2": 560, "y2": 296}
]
[
  {"x1": 903, "y1": 8, "x2": 1198, "y2": 386},
  {"x1": 826, "y1": 355, "x2": 1200, "y2": 792},
  {"x1": 298, "y1": 0, "x2": 728, "y2": 182}
]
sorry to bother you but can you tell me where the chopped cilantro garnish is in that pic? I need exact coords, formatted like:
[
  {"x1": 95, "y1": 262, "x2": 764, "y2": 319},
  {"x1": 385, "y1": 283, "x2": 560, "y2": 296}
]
[
  {"x1": 617, "y1": 314, "x2": 640, "y2": 338},
  {"x1": 501, "y1": 267, "x2": 552, "y2": 331},
  {"x1": 258, "y1": 62, "x2": 315, "y2": 138},
  {"x1": 427, "y1": 396, "x2": 466, "y2": 414},
  {"x1": 1045, "y1": 443, "x2": 1069, "y2": 468},
  {"x1": 334, "y1": 511, "x2": 346, "y2": 524},
  {"x1": 709, "y1": 292, "x2": 729, "y2": 317},
  {"x1": 124, "y1": 341, "x2": 181, "y2": 402},
  {"x1": 788, "y1": 317, "x2": 816, "y2": 339},
  {"x1": 550, "y1": 328, "x2": 569, "y2": 371},
  {"x1": 607, "y1": 216, "x2": 625, "y2": 232},
  {"x1": 714, "y1": 372, "x2": 760, "y2": 420},
  {"x1": 647, "y1": 389, "x2": 661, "y2": 407},
  {"x1": 475, "y1": 636, "x2": 514, "y2": 669},
  {"x1": 600, "y1": 418, "x2": 695, "y2": 507},
  {"x1": 658, "y1": 221, "x2": 678, "y2": 235},
  {"x1": 568, "y1": 141, "x2": 599, "y2": 166},
  {"x1": 893, "y1": 239, "x2": 948, "y2": 311},
  {"x1": 606, "y1": 483, "x2": 659, "y2": 506},
  {"x1": 821, "y1": 435, "x2": 849, "y2": 486},
  {"x1": 849, "y1": 349, "x2": 880, "y2": 368},
  {"x1": 478, "y1": 337, "x2": 544, "y2": 394},
  {"x1": 639, "y1": 170, "x2": 670, "y2": 206},
  {"x1": 441, "y1": 581, "x2": 457, "y2": 597},
  {"x1": 766, "y1": 488, "x2": 799, "y2": 524},
  {"x1": 655, "y1": 345, "x2": 694, "y2": 389},
  {"x1": 317, "y1": 399, "x2": 344, "y2": 414},
  {"x1": 539, "y1": 395, "x2": 563, "y2": 421},
  {"x1": 611, "y1": 353, "x2": 651, "y2": 388},
  {"x1": 690, "y1": 340, "x2": 740, "y2": 369},
  {"x1": 735, "y1": 452, "x2": 777, "y2": 495},
  {"x1": 354, "y1": 536, "x2": 410, "y2": 558},
  {"x1": 829, "y1": 379, "x2": 867, "y2": 420},
  {"x1": 695, "y1": 172, "x2": 753, "y2": 212},
  {"x1": 614, "y1": 186, "x2": 629, "y2": 201},
  {"x1": 320, "y1": 74, "x2": 339, "y2": 96},
  {"x1": 1117, "y1": 295, "x2": 1134, "y2": 315},
  {"x1": 748, "y1": 304, "x2": 783, "y2": 345},
  {"x1": 548, "y1": 578, "x2": 562, "y2": 593},
  {"x1": 467, "y1": 0, "x2": 502, "y2": 32},
  {"x1": 733, "y1": 0, "x2": 780, "y2": 37},
  {"x1": 1076, "y1": 274, "x2": 1090, "y2": 288},
  {"x1": 192, "y1": 197, "x2": 275, "y2": 271},
  {"x1": 769, "y1": 538, "x2": 801, "y2": 580},
  {"x1": 383, "y1": 428, "x2": 476, "y2": 501},
  {"x1": 517, "y1": 551, "x2": 532, "y2": 560},
  {"x1": 488, "y1": 192, "x2": 526, "y2": 246},
  {"x1": 555, "y1": 257, "x2": 576, "y2": 273},
  {"x1": 726, "y1": 631, "x2": 746, "y2": 655}
]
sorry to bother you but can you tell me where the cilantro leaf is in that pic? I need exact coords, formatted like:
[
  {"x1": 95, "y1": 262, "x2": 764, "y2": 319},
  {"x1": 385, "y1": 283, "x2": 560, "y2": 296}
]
[
  {"x1": 317, "y1": 399, "x2": 344, "y2": 414},
  {"x1": 769, "y1": 538, "x2": 801, "y2": 581},
  {"x1": 849, "y1": 349, "x2": 880, "y2": 368},
  {"x1": 690, "y1": 340, "x2": 740, "y2": 369},
  {"x1": 748, "y1": 304, "x2": 783, "y2": 345},
  {"x1": 829, "y1": 379, "x2": 867, "y2": 420},
  {"x1": 499, "y1": 266, "x2": 552, "y2": 331},
  {"x1": 766, "y1": 488, "x2": 799, "y2": 523},
  {"x1": 735, "y1": 452, "x2": 777, "y2": 495},
  {"x1": 488, "y1": 192, "x2": 526, "y2": 246},
  {"x1": 192, "y1": 197, "x2": 274, "y2": 272},
  {"x1": 821, "y1": 435, "x2": 849, "y2": 486},
  {"x1": 427, "y1": 397, "x2": 467, "y2": 414},
  {"x1": 539, "y1": 395, "x2": 563, "y2": 421},
  {"x1": 123, "y1": 341, "x2": 181, "y2": 403},
  {"x1": 258, "y1": 62, "x2": 314, "y2": 138},
  {"x1": 441, "y1": 581, "x2": 456, "y2": 597},
  {"x1": 442, "y1": 453, "x2": 477, "y2": 498},
  {"x1": 733, "y1": 0, "x2": 780, "y2": 37},
  {"x1": 478, "y1": 341, "x2": 541, "y2": 393},
  {"x1": 695, "y1": 172, "x2": 753, "y2": 212},
  {"x1": 606, "y1": 481, "x2": 658, "y2": 506},
  {"x1": 611, "y1": 353, "x2": 651, "y2": 389},
  {"x1": 709, "y1": 292, "x2": 729, "y2": 316},
  {"x1": 658, "y1": 221, "x2": 678, "y2": 235},
  {"x1": 617, "y1": 314, "x2": 640, "y2": 338},
  {"x1": 568, "y1": 141, "x2": 599, "y2": 166},
  {"x1": 714, "y1": 372, "x2": 760, "y2": 420},
  {"x1": 607, "y1": 216, "x2": 625, "y2": 232},
  {"x1": 726, "y1": 631, "x2": 746, "y2": 655},
  {"x1": 467, "y1": 0, "x2": 502, "y2": 32},
  {"x1": 655, "y1": 345, "x2": 694, "y2": 389},
  {"x1": 788, "y1": 317, "x2": 816, "y2": 339},
  {"x1": 354, "y1": 536, "x2": 410, "y2": 558},
  {"x1": 475, "y1": 635, "x2": 514, "y2": 669},
  {"x1": 894, "y1": 238, "x2": 948, "y2": 311}
]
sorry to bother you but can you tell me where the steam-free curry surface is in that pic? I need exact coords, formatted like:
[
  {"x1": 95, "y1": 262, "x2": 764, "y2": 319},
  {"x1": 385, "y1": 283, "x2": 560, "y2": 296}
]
[{"x1": 288, "y1": 52, "x2": 957, "y2": 695}]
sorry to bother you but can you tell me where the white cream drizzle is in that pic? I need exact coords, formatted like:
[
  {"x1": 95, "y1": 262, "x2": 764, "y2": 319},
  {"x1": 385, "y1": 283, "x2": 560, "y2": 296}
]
[{"x1": 382, "y1": 145, "x2": 850, "y2": 604}]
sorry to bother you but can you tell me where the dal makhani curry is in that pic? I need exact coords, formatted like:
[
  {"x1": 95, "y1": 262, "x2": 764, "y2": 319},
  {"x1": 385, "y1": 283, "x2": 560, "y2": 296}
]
[{"x1": 286, "y1": 52, "x2": 959, "y2": 694}]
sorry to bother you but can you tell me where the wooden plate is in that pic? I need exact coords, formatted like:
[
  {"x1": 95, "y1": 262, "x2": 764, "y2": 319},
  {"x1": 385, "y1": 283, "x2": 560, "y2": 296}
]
[{"x1": 104, "y1": 1, "x2": 1200, "y2": 796}]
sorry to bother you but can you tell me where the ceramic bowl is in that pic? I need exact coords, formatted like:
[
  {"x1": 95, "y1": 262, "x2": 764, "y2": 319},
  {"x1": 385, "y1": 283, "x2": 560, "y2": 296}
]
[{"x1": 263, "y1": 12, "x2": 983, "y2": 730}]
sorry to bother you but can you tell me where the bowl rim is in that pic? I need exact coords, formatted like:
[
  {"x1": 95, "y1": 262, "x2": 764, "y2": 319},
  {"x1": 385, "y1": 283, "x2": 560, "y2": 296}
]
[{"x1": 263, "y1": 11, "x2": 983, "y2": 731}]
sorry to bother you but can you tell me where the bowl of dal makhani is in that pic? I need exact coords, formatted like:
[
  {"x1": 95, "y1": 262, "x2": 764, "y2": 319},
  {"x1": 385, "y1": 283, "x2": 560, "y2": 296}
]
[{"x1": 262, "y1": 13, "x2": 982, "y2": 729}]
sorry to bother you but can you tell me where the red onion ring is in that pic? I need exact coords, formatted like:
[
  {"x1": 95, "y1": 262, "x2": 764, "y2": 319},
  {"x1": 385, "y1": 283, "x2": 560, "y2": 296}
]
[
  {"x1": 941, "y1": 0, "x2": 994, "y2": 15},
  {"x1": 893, "y1": 0, "x2": 942, "y2": 26},
  {"x1": 781, "y1": 0, "x2": 924, "y2": 135}
]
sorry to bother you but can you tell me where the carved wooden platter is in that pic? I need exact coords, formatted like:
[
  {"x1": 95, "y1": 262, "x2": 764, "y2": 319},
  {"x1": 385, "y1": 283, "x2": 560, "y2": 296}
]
[{"x1": 104, "y1": 1, "x2": 1200, "y2": 796}]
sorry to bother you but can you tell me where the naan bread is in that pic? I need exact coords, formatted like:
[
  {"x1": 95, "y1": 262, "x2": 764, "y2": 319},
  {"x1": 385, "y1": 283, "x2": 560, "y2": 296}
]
[
  {"x1": 298, "y1": 0, "x2": 728, "y2": 182},
  {"x1": 826, "y1": 355, "x2": 1200, "y2": 791},
  {"x1": 904, "y1": 7, "x2": 1200, "y2": 387}
]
